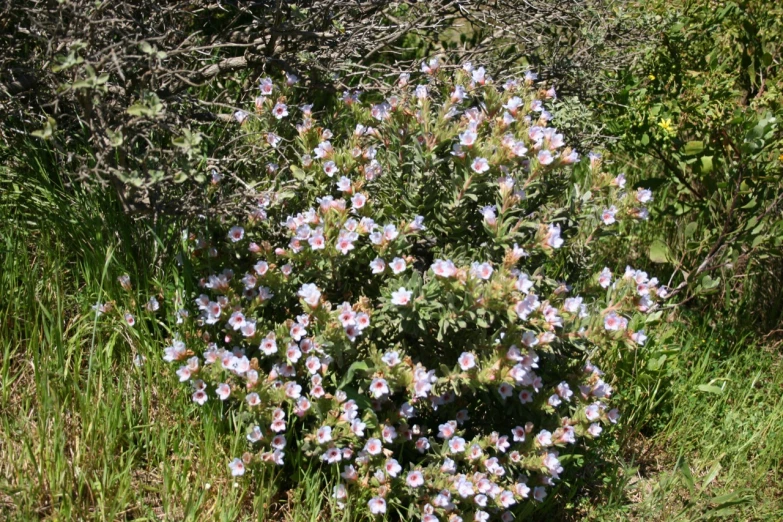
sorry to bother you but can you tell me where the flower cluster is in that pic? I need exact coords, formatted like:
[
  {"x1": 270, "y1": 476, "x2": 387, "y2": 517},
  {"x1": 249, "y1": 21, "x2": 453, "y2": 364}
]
[{"x1": 154, "y1": 61, "x2": 664, "y2": 520}]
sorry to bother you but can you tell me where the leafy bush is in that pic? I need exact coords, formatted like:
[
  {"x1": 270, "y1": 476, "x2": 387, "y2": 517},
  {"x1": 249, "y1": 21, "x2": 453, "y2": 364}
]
[
  {"x1": 601, "y1": 0, "x2": 783, "y2": 323},
  {"x1": 102, "y1": 62, "x2": 668, "y2": 520}
]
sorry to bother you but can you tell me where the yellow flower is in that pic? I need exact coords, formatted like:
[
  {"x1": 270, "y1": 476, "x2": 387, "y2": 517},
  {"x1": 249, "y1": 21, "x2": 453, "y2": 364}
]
[
  {"x1": 648, "y1": 74, "x2": 656, "y2": 81},
  {"x1": 658, "y1": 118, "x2": 675, "y2": 135},
  {"x1": 779, "y1": 153, "x2": 783, "y2": 161}
]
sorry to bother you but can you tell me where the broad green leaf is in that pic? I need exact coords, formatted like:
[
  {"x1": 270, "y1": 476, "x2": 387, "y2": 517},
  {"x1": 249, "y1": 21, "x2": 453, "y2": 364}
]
[
  {"x1": 701, "y1": 275, "x2": 720, "y2": 290},
  {"x1": 683, "y1": 141, "x2": 704, "y2": 156},
  {"x1": 649, "y1": 239, "x2": 670, "y2": 263}
]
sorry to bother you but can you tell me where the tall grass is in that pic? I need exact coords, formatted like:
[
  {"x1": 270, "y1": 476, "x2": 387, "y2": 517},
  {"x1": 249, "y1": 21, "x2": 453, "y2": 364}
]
[{"x1": 0, "y1": 146, "x2": 352, "y2": 521}]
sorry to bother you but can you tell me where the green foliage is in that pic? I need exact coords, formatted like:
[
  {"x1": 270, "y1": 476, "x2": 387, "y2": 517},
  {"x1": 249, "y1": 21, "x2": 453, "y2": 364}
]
[{"x1": 601, "y1": 0, "x2": 783, "y2": 323}]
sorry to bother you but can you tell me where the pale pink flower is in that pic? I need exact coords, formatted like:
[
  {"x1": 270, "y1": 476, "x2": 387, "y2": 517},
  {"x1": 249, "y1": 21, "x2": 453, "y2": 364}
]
[
  {"x1": 458, "y1": 352, "x2": 476, "y2": 371},
  {"x1": 192, "y1": 389, "x2": 207, "y2": 405},
  {"x1": 415, "y1": 437, "x2": 430, "y2": 453},
  {"x1": 585, "y1": 403, "x2": 601, "y2": 421},
  {"x1": 636, "y1": 187, "x2": 653, "y2": 203},
  {"x1": 369, "y1": 378, "x2": 390, "y2": 398},
  {"x1": 389, "y1": 257, "x2": 407, "y2": 275},
  {"x1": 602, "y1": 206, "x2": 617, "y2": 225},
  {"x1": 216, "y1": 383, "x2": 231, "y2": 401},
  {"x1": 471, "y1": 261, "x2": 493, "y2": 280},
  {"x1": 271, "y1": 434, "x2": 286, "y2": 449},
  {"x1": 370, "y1": 257, "x2": 386, "y2": 274},
  {"x1": 272, "y1": 102, "x2": 288, "y2": 119},
  {"x1": 598, "y1": 267, "x2": 612, "y2": 288},
  {"x1": 364, "y1": 438, "x2": 382, "y2": 455},
  {"x1": 228, "y1": 458, "x2": 245, "y2": 476},
  {"x1": 612, "y1": 173, "x2": 627, "y2": 188},
  {"x1": 323, "y1": 161, "x2": 339, "y2": 177},
  {"x1": 351, "y1": 193, "x2": 366, "y2": 209},
  {"x1": 258, "y1": 77, "x2": 273, "y2": 95},
  {"x1": 498, "y1": 383, "x2": 514, "y2": 399},
  {"x1": 460, "y1": 130, "x2": 477, "y2": 147},
  {"x1": 266, "y1": 133, "x2": 281, "y2": 148},
  {"x1": 471, "y1": 157, "x2": 490, "y2": 173},
  {"x1": 316, "y1": 426, "x2": 332, "y2": 444},
  {"x1": 406, "y1": 470, "x2": 424, "y2": 488},
  {"x1": 631, "y1": 330, "x2": 648, "y2": 345},
  {"x1": 537, "y1": 150, "x2": 554, "y2": 165},
  {"x1": 391, "y1": 287, "x2": 413, "y2": 306},
  {"x1": 545, "y1": 223, "x2": 564, "y2": 248},
  {"x1": 431, "y1": 259, "x2": 457, "y2": 277},
  {"x1": 368, "y1": 497, "x2": 386, "y2": 515},
  {"x1": 449, "y1": 436, "x2": 466, "y2": 454},
  {"x1": 385, "y1": 458, "x2": 402, "y2": 477},
  {"x1": 604, "y1": 312, "x2": 628, "y2": 331},
  {"x1": 297, "y1": 283, "x2": 321, "y2": 307},
  {"x1": 381, "y1": 351, "x2": 400, "y2": 367}
]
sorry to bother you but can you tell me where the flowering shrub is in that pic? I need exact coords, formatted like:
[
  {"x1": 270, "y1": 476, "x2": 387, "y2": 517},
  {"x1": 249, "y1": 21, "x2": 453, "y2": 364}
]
[{"x1": 154, "y1": 60, "x2": 665, "y2": 520}]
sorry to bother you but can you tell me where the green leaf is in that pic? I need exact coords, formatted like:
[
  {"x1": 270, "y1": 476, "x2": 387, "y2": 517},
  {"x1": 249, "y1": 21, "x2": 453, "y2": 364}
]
[
  {"x1": 126, "y1": 103, "x2": 153, "y2": 117},
  {"x1": 685, "y1": 222, "x2": 698, "y2": 238},
  {"x1": 700, "y1": 155, "x2": 713, "y2": 174},
  {"x1": 649, "y1": 239, "x2": 670, "y2": 263},
  {"x1": 701, "y1": 275, "x2": 720, "y2": 290},
  {"x1": 702, "y1": 461, "x2": 722, "y2": 488},
  {"x1": 339, "y1": 360, "x2": 369, "y2": 388},
  {"x1": 641, "y1": 133, "x2": 650, "y2": 146},
  {"x1": 683, "y1": 141, "x2": 704, "y2": 156},
  {"x1": 678, "y1": 459, "x2": 696, "y2": 495},
  {"x1": 30, "y1": 117, "x2": 56, "y2": 140},
  {"x1": 697, "y1": 384, "x2": 723, "y2": 394},
  {"x1": 106, "y1": 129, "x2": 123, "y2": 147}
]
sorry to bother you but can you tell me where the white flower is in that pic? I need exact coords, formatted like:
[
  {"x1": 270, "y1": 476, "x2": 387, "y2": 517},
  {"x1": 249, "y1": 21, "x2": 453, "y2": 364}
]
[
  {"x1": 382, "y1": 351, "x2": 400, "y2": 367},
  {"x1": 228, "y1": 458, "x2": 245, "y2": 476},
  {"x1": 458, "y1": 352, "x2": 476, "y2": 371},
  {"x1": 391, "y1": 287, "x2": 413, "y2": 306},
  {"x1": 389, "y1": 257, "x2": 407, "y2": 275},
  {"x1": 369, "y1": 378, "x2": 390, "y2": 398},
  {"x1": 598, "y1": 267, "x2": 612, "y2": 288},
  {"x1": 602, "y1": 206, "x2": 617, "y2": 225},
  {"x1": 272, "y1": 102, "x2": 288, "y2": 119},
  {"x1": 298, "y1": 283, "x2": 321, "y2": 307},
  {"x1": 604, "y1": 312, "x2": 628, "y2": 331},
  {"x1": 636, "y1": 187, "x2": 653, "y2": 203},
  {"x1": 538, "y1": 150, "x2": 554, "y2": 165},
  {"x1": 545, "y1": 224, "x2": 564, "y2": 249},
  {"x1": 368, "y1": 497, "x2": 386, "y2": 514},
  {"x1": 471, "y1": 157, "x2": 490, "y2": 173},
  {"x1": 406, "y1": 470, "x2": 424, "y2": 487},
  {"x1": 631, "y1": 330, "x2": 648, "y2": 345}
]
